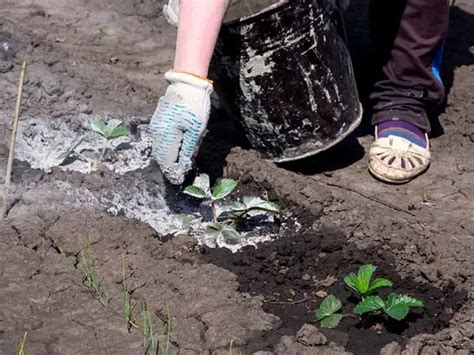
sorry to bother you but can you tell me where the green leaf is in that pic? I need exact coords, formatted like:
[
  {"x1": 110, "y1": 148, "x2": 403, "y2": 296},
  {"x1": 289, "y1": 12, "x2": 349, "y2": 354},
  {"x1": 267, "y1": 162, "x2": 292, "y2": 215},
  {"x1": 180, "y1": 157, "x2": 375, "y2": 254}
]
[
  {"x1": 211, "y1": 179, "x2": 238, "y2": 200},
  {"x1": 353, "y1": 295, "x2": 385, "y2": 315},
  {"x1": 91, "y1": 120, "x2": 108, "y2": 137},
  {"x1": 241, "y1": 196, "x2": 280, "y2": 213},
  {"x1": 169, "y1": 214, "x2": 196, "y2": 235},
  {"x1": 343, "y1": 273, "x2": 361, "y2": 294},
  {"x1": 320, "y1": 314, "x2": 343, "y2": 328},
  {"x1": 315, "y1": 295, "x2": 342, "y2": 320},
  {"x1": 384, "y1": 293, "x2": 424, "y2": 321},
  {"x1": 193, "y1": 174, "x2": 211, "y2": 195},
  {"x1": 107, "y1": 119, "x2": 123, "y2": 130},
  {"x1": 344, "y1": 264, "x2": 377, "y2": 296},
  {"x1": 177, "y1": 214, "x2": 195, "y2": 226},
  {"x1": 205, "y1": 223, "x2": 241, "y2": 245},
  {"x1": 367, "y1": 278, "x2": 393, "y2": 295},
  {"x1": 221, "y1": 226, "x2": 241, "y2": 245},
  {"x1": 184, "y1": 185, "x2": 207, "y2": 199},
  {"x1": 357, "y1": 264, "x2": 377, "y2": 294},
  {"x1": 206, "y1": 223, "x2": 222, "y2": 238},
  {"x1": 109, "y1": 126, "x2": 130, "y2": 139},
  {"x1": 230, "y1": 201, "x2": 247, "y2": 212}
]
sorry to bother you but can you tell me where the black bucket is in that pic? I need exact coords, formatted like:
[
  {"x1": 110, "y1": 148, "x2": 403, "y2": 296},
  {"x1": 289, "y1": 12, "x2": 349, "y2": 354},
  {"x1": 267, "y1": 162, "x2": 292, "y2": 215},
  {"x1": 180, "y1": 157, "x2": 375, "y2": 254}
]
[{"x1": 210, "y1": 0, "x2": 362, "y2": 162}]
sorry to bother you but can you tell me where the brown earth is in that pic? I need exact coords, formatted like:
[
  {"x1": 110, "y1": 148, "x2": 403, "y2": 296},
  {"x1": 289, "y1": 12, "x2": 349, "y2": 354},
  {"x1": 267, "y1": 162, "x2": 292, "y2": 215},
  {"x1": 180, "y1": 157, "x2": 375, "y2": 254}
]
[{"x1": 0, "y1": 0, "x2": 473, "y2": 354}]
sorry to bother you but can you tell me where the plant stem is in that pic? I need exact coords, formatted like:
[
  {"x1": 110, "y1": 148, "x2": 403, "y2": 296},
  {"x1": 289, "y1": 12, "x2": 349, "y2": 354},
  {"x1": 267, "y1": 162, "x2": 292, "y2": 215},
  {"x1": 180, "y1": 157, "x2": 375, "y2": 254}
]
[{"x1": 211, "y1": 202, "x2": 217, "y2": 223}]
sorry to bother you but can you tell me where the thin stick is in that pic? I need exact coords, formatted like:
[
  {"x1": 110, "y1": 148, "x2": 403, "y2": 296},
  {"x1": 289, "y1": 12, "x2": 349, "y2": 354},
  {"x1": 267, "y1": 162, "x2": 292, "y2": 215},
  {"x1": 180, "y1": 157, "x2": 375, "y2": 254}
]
[
  {"x1": 308, "y1": 177, "x2": 416, "y2": 217},
  {"x1": 265, "y1": 296, "x2": 309, "y2": 305},
  {"x1": 1, "y1": 61, "x2": 27, "y2": 220}
]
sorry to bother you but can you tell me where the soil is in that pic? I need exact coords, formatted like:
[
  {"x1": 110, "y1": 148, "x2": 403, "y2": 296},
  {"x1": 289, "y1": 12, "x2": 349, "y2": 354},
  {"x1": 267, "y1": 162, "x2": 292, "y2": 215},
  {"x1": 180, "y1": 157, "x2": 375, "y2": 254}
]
[
  {"x1": 203, "y1": 204, "x2": 467, "y2": 353},
  {"x1": 0, "y1": 0, "x2": 473, "y2": 354}
]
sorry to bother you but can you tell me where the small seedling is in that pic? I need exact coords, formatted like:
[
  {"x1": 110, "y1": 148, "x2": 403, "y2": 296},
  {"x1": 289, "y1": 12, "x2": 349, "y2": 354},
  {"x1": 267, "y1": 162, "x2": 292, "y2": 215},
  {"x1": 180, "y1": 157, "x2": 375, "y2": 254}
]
[
  {"x1": 314, "y1": 295, "x2": 343, "y2": 328},
  {"x1": 343, "y1": 264, "x2": 393, "y2": 299},
  {"x1": 315, "y1": 264, "x2": 424, "y2": 329},
  {"x1": 184, "y1": 174, "x2": 280, "y2": 246},
  {"x1": 78, "y1": 238, "x2": 109, "y2": 308},
  {"x1": 91, "y1": 119, "x2": 130, "y2": 140},
  {"x1": 99, "y1": 28, "x2": 108, "y2": 39},
  {"x1": 140, "y1": 300, "x2": 158, "y2": 354},
  {"x1": 118, "y1": 257, "x2": 138, "y2": 332},
  {"x1": 17, "y1": 331, "x2": 27, "y2": 355},
  {"x1": 159, "y1": 305, "x2": 172, "y2": 355},
  {"x1": 184, "y1": 177, "x2": 238, "y2": 223},
  {"x1": 421, "y1": 191, "x2": 430, "y2": 203}
]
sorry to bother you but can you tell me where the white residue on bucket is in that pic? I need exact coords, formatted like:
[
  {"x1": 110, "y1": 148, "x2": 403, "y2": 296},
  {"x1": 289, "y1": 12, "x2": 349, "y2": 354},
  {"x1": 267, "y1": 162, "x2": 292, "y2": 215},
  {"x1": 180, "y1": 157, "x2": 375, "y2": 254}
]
[{"x1": 243, "y1": 55, "x2": 275, "y2": 78}]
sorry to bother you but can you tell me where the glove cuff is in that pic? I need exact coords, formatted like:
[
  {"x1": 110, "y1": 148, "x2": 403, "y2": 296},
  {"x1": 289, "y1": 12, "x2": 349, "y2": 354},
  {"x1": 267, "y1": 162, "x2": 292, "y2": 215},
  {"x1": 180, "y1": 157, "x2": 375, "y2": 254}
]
[
  {"x1": 165, "y1": 70, "x2": 214, "y2": 95},
  {"x1": 166, "y1": 70, "x2": 213, "y2": 85}
]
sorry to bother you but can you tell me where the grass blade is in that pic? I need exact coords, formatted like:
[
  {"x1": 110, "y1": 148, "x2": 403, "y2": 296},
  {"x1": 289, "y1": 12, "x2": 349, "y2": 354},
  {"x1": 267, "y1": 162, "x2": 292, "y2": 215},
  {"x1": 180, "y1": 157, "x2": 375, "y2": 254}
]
[{"x1": 18, "y1": 331, "x2": 27, "y2": 355}]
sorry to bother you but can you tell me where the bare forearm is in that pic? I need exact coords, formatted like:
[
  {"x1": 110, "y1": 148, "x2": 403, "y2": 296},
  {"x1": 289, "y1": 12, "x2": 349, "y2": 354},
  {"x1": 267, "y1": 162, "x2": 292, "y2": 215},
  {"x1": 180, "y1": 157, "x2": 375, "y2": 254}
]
[{"x1": 174, "y1": 0, "x2": 230, "y2": 77}]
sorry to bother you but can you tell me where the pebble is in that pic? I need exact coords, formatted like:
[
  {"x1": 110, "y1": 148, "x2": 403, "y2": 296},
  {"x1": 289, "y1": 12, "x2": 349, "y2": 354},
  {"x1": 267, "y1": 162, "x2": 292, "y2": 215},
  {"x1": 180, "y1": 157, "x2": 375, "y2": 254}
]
[
  {"x1": 296, "y1": 323, "x2": 327, "y2": 346},
  {"x1": 380, "y1": 342, "x2": 401, "y2": 355},
  {"x1": 0, "y1": 60, "x2": 13, "y2": 73}
]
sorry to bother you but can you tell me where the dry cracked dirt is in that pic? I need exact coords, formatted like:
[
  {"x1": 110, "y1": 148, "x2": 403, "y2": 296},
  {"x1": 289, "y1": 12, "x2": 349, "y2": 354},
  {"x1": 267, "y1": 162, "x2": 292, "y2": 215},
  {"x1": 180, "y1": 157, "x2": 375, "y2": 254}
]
[{"x1": 0, "y1": 0, "x2": 473, "y2": 354}]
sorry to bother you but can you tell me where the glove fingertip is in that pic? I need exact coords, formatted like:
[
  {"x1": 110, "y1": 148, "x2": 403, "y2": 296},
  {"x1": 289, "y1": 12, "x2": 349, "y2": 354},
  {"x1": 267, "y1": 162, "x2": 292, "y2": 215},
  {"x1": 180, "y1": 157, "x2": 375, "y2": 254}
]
[{"x1": 161, "y1": 163, "x2": 185, "y2": 185}]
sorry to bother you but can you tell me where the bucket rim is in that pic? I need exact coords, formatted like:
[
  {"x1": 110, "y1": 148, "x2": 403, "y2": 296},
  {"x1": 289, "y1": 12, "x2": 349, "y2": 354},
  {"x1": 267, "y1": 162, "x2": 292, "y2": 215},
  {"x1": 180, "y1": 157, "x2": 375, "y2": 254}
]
[
  {"x1": 270, "y1": 104, "x2": 364, "y2": 163},
  {"x1": 224, "y1": 0, "x2": 290, "y2": 26}
]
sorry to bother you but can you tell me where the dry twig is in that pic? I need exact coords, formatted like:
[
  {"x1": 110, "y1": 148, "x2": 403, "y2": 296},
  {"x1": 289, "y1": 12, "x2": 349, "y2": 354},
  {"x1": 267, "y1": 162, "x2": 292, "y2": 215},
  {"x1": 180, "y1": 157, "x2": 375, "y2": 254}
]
[{"x1": 1, "y1": 61, "x2": 27, "y2": 219}]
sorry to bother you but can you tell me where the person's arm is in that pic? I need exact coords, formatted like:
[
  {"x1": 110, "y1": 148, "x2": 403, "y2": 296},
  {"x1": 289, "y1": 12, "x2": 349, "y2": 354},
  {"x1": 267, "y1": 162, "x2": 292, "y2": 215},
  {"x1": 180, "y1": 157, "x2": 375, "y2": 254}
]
[
  {"x1": 174, "y1": 0, "x2": 230, "y2": 77},
  {"x1": 150, "y1": 0, "x2": 230, "y2": 185}
]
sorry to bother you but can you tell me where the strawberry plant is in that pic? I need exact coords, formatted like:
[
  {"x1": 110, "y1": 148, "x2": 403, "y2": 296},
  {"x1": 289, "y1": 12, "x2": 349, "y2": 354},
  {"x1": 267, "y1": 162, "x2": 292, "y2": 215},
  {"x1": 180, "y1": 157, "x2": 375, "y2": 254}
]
[
  {"x1": 91, "y1": 119, "x2": 130, "y2": 140},
  {"x1": 183, "y1": 174, "x2": 280, "y2": 246},
  {"x1": 315, "y1": 264, "x2": 424, "y2": 329},
  {"x1": 343, "y1": 264, "x2": 393, "y2": 298},
  {"x1": 184, "y1": 177, "x2": 238, "y2": 223}
]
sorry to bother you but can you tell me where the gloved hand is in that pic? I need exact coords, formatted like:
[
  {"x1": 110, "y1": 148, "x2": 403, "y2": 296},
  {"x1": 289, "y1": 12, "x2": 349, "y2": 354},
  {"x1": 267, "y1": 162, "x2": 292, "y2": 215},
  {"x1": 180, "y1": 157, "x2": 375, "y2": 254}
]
[
  {"x1": 163, "y1": 0, "x2": 179, "y2": 26},
  {"x1": 149, "y1": 70, "x2": 213, "y2": 185}
]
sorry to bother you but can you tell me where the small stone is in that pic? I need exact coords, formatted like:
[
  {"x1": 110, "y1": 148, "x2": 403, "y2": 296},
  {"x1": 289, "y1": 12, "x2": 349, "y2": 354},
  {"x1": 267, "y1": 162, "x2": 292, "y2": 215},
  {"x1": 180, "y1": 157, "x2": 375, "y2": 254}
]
[
  {"x1": 296, "y1": 324, "x2": 327, "y2": 346},
  {"x1": 41, "y1": 78, "x2": 63, "y2": 96},
  {"x1": 80, "y1": 104, "x2": 93, "y2": 115},
  {"x1": 0, "y1": 60, "x2": 13, "y2": 73},
  {"x1": 302, "y1": 273, "x2": 311, "y2": 281},
  {"x1": 315, "y1": 290, "x2": 328, "y2": 299},
  {"x1": 454, "y1": 350, "x2": 470, "y2": 355},
  {"x1": 380, "y1": 342, "x2": 401, "y2": 355},
  {"x1": 420, "y1": 346, "x2": 439, "y2": 355}
]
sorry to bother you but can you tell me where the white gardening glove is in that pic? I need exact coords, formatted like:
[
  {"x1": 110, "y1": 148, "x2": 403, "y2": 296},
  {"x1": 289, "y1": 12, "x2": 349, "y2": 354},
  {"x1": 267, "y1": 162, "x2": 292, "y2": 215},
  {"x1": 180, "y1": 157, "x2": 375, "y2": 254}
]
[
  {"x1": 163, "y1": 0, "x2": 179, "y2": 26},
  {"x1": 149, "y1": 71, "x2": 213, "y2": 185}
]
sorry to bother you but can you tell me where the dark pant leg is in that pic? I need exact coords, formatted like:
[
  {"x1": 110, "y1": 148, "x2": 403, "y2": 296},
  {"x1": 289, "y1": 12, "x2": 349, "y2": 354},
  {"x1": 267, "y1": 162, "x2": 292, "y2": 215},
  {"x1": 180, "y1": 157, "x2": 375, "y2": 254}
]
[{"x1": 369, "y1": 0, "x2": 450, "y2": 132}]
